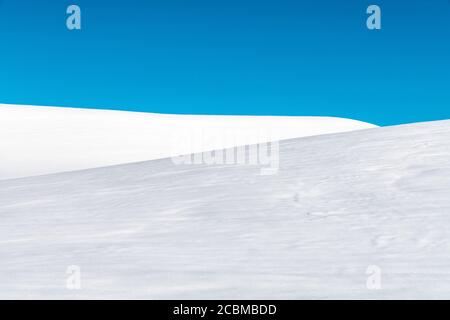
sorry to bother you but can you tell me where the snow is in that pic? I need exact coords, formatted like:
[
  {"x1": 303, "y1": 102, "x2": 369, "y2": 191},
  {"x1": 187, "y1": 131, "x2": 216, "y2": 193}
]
[
  {"x1": 0, "y1": 104, "x2": 376, "y2": 180},
  {"x1": 1, "y1": 119, "x2": 450, "y2": 299}
]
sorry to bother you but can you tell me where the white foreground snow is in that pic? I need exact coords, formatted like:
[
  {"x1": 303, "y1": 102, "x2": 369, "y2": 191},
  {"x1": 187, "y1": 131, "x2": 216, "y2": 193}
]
[
  {"x1": 1, "y1": 119, "x2": 450, "y2": 299},
  {"x1": 0, "y1": 104, "x2": 376, "y2": 180}
]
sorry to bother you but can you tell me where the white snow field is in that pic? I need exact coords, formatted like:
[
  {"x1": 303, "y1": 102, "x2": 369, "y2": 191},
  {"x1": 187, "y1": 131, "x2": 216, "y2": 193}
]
[
  {"x1": 0, "y1": 104, "x2": 376, "y2": 180},
  {"x1": 1, "y1": 119, "x2": 450, "y2": 299}
]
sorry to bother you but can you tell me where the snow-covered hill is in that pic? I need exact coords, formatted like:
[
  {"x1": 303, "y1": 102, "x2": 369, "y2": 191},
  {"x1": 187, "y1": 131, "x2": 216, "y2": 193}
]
[
  {"x1": 0, "y1": 104, "x2": 376, "y2": 180},
  {"x1": 1, "y1": 119, "x2": 450, "y2": 299}
]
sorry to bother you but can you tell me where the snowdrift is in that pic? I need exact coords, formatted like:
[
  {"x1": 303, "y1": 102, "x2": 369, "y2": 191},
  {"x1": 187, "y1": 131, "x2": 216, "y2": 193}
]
[
  {"x1": 1, "y1": 119, "x2": 449, "y2": 299},
  {"x1": 0, "y1": 104, "x2": 376, "y2": 180}
]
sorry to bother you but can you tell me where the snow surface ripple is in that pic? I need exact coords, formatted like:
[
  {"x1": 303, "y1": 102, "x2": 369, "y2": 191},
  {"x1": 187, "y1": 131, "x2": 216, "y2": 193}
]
[{"x1": 1, "y1": 120, "x2": 450, "y2": 299}]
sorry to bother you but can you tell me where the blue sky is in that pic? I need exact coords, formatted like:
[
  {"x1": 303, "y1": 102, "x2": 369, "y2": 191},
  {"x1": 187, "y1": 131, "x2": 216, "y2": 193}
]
[{"x1": 0, "y1": 0, "x2": 449, "y2": 126}]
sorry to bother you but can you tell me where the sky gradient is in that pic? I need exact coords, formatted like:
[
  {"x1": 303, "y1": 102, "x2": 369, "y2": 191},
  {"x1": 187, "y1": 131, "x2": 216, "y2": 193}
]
[{"x1": 0, "y1": 0, "x2": 449, "y2": 126}]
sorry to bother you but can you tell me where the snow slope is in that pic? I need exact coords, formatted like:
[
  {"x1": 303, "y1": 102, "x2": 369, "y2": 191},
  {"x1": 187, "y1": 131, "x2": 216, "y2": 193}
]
[
  {"x1": 1, "y1": 119, "x2": 450, "y2": 299},
  {"x1": 0, "y1": 104, "x2": 376, "y2": 180}
]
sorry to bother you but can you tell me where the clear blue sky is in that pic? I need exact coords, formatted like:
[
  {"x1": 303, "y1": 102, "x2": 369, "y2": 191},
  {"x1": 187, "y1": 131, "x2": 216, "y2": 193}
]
[{"x1": 0, "y1": 0, "x2": 449, "y2": 125}]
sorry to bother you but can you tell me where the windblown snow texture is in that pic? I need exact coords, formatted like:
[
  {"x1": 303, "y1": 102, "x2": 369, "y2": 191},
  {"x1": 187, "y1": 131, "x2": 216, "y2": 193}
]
[{"x1": 1, "y1": 120, "x2": 450, "y2": 299}]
